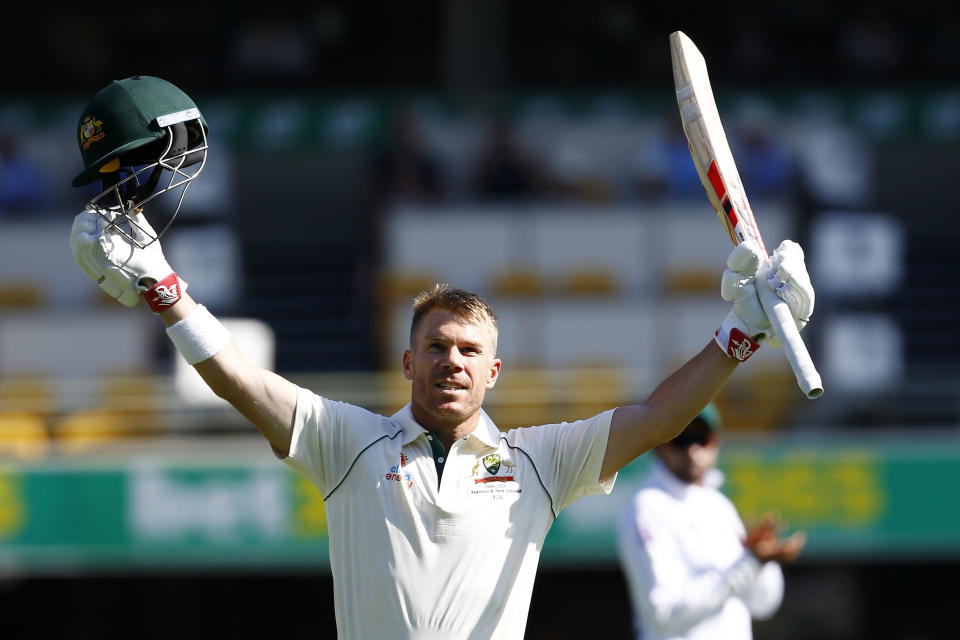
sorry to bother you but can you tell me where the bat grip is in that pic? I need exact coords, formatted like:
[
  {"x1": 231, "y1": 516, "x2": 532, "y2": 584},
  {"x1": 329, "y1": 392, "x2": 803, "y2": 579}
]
[{"x1": 756, "y1": 276, "x2": 824, "y2": 399}]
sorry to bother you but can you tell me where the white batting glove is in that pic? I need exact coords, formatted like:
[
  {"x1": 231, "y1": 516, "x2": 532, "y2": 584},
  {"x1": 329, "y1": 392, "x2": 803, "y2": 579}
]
[
  {"x1": 767, "y1": 240, "x2": 814, "y2": 334},
  {"x1": 70, "y1": 209, "x2": 186, "y2": 311},
  {"x1": 716, "y1": 239, "x2": 814, "y2": 361}
]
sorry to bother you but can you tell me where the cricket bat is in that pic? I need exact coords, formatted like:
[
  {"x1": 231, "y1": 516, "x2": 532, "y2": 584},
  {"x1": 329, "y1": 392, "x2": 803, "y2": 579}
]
[{"x1": 670, "y1": 30, "x2": 823, "y2": 398}]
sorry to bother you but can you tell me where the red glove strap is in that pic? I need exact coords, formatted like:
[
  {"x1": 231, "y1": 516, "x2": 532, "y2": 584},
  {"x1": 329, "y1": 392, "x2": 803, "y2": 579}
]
[
  {"x1": 715, "y1": 326, "x2": 761, "y2": 362},
  {"x1": 144, "y1": 273, "x2": 183, "y2": 313}
]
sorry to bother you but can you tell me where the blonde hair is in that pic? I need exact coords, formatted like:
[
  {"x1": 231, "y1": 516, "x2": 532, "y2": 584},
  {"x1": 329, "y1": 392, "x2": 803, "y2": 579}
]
[{"x1": 410, "y1": 283, "x2": 498, "y2": 352}]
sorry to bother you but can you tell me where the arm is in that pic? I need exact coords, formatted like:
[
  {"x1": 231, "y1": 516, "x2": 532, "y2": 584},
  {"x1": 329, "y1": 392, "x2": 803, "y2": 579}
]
[
  {"x1": 601, "y1": 239, "x2": 815, "y2": 481},
  {"x1": 741, "y1": 561, "x2": 785, "y2": 620},
  {"x1": 70, "y1": 210, "x2": 299, "y2": 456},
  {"x1": 740, "y1": 512, "x2": 806, "y2": 619},
  {"x1": 602, "y1": 341, "x2": 736, "y2": 480},
  {"x1": 159, "y1": 294, "x2": 299, "y2": 457}
]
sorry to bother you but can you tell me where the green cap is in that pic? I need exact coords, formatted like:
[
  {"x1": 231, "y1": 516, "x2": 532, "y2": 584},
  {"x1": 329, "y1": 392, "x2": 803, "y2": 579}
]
[{"x1": 72, "y1": 76, "x2": 205, "y2": 187}]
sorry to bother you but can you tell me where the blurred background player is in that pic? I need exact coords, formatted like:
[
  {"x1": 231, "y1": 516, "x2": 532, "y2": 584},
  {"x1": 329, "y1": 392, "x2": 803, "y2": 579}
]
[
  {"x1": 68, "y1": 75, "x2": 815, "y2": 639},
  {"x1": 617, "y1": 403, "x2": 806, "y2": 640}
]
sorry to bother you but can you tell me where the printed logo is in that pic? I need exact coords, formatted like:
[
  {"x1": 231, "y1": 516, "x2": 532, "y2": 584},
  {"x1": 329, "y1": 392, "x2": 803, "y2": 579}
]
[
  {"x1": 385, "y1": 450, "x2": 413, "y2": 489},
  {"x1": 472, "y1": 453, "x2": 516, "y2": 484},
  {"x1": 145, "y1": 274, "x2": 182, "y2": 312},
  {"x1": 726, "y1": 328, "x2": 758, "y2": 362},
  {"x1": 151, "y1": 284, "x2": 179, "y2": 306},
  {"x1": 80, "y1": 115, "x2": 105, "y2": 149}
]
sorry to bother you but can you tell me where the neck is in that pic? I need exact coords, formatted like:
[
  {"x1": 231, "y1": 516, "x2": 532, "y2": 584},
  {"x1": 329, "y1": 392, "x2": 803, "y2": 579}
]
[{"x1": 411, "y1": 405, "x2": 481, "y2": 452}]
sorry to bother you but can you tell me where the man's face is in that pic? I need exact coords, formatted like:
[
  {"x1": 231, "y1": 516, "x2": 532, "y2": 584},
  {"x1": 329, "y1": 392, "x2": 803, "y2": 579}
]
[
  {"x1": 403, "y1": 308, "x2": 501, "y2": 431},
  {"x1": 656, "y1": 422, "x2": 719, "y2": 485}
]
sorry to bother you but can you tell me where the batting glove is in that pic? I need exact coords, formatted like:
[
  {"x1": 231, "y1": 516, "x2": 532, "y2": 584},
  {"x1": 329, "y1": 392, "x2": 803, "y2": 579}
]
[
  {"x1": 70, "y1": 209, "x2": 186, "y2": 311},
  {"x1": 716, "y1": 239, "x2": 814, "y2": 361}
]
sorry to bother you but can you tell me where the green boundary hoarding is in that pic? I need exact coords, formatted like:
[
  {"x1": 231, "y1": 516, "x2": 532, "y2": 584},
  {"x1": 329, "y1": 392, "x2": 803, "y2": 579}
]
[{"x1": 1, "y1": 437, "x2": 959, "y2": 573}]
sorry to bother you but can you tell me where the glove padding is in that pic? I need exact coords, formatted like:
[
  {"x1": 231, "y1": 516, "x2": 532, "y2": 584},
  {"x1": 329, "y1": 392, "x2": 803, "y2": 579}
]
[
  {"x1": 719, "y1": 239, "x2": 814, "y2": 354},
  {"x1": 70, "y1": 209, "x2": 185, "y2": 308}
]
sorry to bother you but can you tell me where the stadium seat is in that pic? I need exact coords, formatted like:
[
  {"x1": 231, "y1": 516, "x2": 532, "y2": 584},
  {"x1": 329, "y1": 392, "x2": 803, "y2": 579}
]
[
  {"x1": 714, "y1": 366, "x2": 801, "y2": 431},
  {"x1": 485, "y1": 367, "x2": 552, "y2": 429},
  {"x1": 555, "y1": 268, "x2": 620, "y2": 297},
  {"x1": 0, "y1": 412, "x2": 50, "y2": 458},
  {"x1": 0, "y1": 376, "x2": 56, "y2": 416},
  {"x1": 489, "y1": 268, "x2": 546, "y2": 298},
  {"x1": 0, "y1": 282, "x2": 46, "y2": 309},
  {"x1": 53, "y1": 409, "x2": 161, "y2": 453}
]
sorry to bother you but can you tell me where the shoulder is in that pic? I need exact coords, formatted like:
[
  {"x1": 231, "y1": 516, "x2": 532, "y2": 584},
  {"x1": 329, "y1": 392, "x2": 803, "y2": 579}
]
[
  {"x1": 501, "y1": 409, "x2": 616, "y2": 445},
  {"x1": 711, "y1": 486, "x2": 743, "y2": 519},
  {"x1": 297, "y1": 389, "x2": 396, "y2": 437}
]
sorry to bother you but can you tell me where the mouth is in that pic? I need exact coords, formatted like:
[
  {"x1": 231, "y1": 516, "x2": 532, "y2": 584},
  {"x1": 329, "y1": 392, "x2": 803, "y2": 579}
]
[{"x1": 436, "y1": 381, "x2": 468, "y2": 392}]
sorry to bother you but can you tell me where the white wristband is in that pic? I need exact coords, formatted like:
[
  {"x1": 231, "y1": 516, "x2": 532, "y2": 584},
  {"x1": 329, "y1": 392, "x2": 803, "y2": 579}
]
[{"x1": 166, "y1": 305, "x2": 232, "y2": 365}]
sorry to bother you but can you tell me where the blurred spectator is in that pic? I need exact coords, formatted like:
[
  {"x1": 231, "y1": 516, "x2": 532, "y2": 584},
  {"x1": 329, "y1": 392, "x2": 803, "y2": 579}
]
[
  {"x1": 0, "y1": 130, "x2": 51, "y2": 216},
  {"x1": 617, "y1": 404, "x2": 805, "y2": 640},
  {"x1": 629, "y1": 112, "x2": 703, "y2": 201},
  {"x1": 473, "y1": 117, "x2": 542, "y2": 200},
  {"x1": 731, "y1": 103, "x2": 796, "y2": 200},
  {"x1": 372, "y1": 111, "x2": 444, "y2": 206}
]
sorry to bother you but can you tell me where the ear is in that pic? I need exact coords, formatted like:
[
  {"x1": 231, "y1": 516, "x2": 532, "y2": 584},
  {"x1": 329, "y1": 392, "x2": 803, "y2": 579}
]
[
  {"x1": 485, "y1": 358, "x2": 502, "y2": 389},
  {"x1": 402, "y1": 350, "x2": 414, "y2": 380}
]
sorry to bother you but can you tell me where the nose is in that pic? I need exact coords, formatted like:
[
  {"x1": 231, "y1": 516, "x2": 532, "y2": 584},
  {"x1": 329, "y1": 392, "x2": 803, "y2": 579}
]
[{"x1": 441, "y1": 346, "x2": 465, "y2": 370}]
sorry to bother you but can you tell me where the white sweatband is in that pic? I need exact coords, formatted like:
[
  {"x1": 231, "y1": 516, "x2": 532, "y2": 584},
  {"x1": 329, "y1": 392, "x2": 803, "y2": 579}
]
[{"x1": 166, "y1": 305, "x2": 232, "y2": 365}]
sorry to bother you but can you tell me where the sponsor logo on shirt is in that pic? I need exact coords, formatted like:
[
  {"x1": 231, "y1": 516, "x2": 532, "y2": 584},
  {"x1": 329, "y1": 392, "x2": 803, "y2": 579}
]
[{"x1": 385, "y1": 450, "x2": 413, "y2": 489}]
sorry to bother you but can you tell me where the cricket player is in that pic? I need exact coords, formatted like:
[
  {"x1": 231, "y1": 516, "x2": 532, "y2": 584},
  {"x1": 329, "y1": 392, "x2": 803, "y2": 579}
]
[
  {"x1": 68, "y1": 76, "x2": 815, "y2": 639},
  {"x1": 617, "y1": 404, "x2": 806, "y2": 640}
]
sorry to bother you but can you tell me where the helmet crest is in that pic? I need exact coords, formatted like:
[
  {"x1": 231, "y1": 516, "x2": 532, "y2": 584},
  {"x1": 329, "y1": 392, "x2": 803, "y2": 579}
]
[{"x1": 72, "y1": 76, "x2": 208, "y2": 248}]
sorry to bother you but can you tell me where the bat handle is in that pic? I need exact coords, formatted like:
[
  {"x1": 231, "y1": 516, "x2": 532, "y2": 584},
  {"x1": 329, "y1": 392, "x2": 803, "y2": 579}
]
[{"x1": 756, "y1": 276, "x2": 824, "y2": 399}]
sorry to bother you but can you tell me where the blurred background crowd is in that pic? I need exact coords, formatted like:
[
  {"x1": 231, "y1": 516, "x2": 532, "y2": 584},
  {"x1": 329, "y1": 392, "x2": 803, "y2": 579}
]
[{"x1": 1, "y1": 2, "x2": 959, "y2": 638}]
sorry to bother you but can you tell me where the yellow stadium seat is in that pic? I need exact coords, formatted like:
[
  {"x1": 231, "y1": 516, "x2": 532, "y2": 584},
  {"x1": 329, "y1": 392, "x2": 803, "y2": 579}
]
[
  {"x1": 486, "y1": 368, "x2": 552, "y2": 429},
  {"x1": 661, "y1": 268, "x2": 717, "y2": 295},
  {"x1": 489, "y1": 269, "x2": 546, "y2": 298},
  {"x1": 0, "y1": 412, "x2": 50, "y2": 458},
  {"x1": 53, "y1": 409, "x2": 160, "y2": 453},
  {"x1": 0, "y1": 283, "x2": 46, "y2": 309},
  {"x1": 556, "y1": 269, "x2": 620, "y2": 297},
  {"x1": 0, "y1": 376, "x2": 56, "y2": 416},
  {"x1": 714, "y1": 367, "x2": 800, "y2": 432},
  {"x1": 379, "y1": 272, "x2": 439, "y2": 304},
  {"x1": 567, "y1": 365, "x2": 630, "y2": 421}
]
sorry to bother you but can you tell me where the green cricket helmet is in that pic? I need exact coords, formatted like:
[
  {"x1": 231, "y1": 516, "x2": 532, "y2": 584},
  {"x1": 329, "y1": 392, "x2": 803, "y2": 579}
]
[{"x1": 72, "y1": 76, "x2": 208, "y2": 247}]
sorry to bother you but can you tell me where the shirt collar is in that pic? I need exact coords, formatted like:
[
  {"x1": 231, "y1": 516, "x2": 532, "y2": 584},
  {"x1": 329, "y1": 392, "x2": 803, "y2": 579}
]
[{"x1": 392, "y1": 403, "x2": 502, "y2": 449}]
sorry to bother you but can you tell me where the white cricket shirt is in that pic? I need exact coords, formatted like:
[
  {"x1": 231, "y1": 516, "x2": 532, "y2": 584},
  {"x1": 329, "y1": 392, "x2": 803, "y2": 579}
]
[
  {"x1": 283, "y1": 387, "x2": 616, "y2": 640},
  {"x1": 616, "y1": 460, "x2": 784, "y2": 640}
]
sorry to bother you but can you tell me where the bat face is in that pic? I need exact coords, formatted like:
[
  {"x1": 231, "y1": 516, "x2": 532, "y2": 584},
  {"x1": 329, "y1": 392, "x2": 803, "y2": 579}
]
[
  {"x1": 669, "y1": 30, "x2": 823, "y2": 398},
  {"x1": 670, "y1": 31, "x2": 766, "y2": 254}
]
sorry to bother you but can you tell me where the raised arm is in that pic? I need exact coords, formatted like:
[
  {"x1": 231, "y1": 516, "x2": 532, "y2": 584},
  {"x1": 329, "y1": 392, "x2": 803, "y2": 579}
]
[
  {"x1": 603, "y1": 341, "x2": 736, "y2": 479},
  {"x1": 70, "y1": 210, "x2": 299, "y2": 456},
  {"x1": 601, "y1": 239, "x2": 814, "y2": 480},
  {"x1": 158, "y1": 294, "x2": 299, "y2": 456}
]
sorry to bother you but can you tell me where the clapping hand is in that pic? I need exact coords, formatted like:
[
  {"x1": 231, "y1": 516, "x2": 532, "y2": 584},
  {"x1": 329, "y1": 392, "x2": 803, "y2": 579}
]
[{"x1": 743, "y1": 512, "x2": 806, "y2": 564}]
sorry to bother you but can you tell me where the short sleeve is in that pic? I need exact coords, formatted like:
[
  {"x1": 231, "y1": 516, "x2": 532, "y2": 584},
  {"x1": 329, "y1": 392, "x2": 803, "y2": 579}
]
[
  {"x1": 509, "y1": 409, "x2": 616, "y2": 513},
  {"x1": 282, "y1": 387, "x2": 385, "y2": 497}
]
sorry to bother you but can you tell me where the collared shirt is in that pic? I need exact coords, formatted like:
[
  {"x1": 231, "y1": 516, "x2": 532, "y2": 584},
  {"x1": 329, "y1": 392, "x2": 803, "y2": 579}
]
[
  {"x1": 616, "y1": 460, "x2": 784, "y2": 640},
  {"x1": 283, "y1": 387, "x2": 616, "y2": 640}
]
